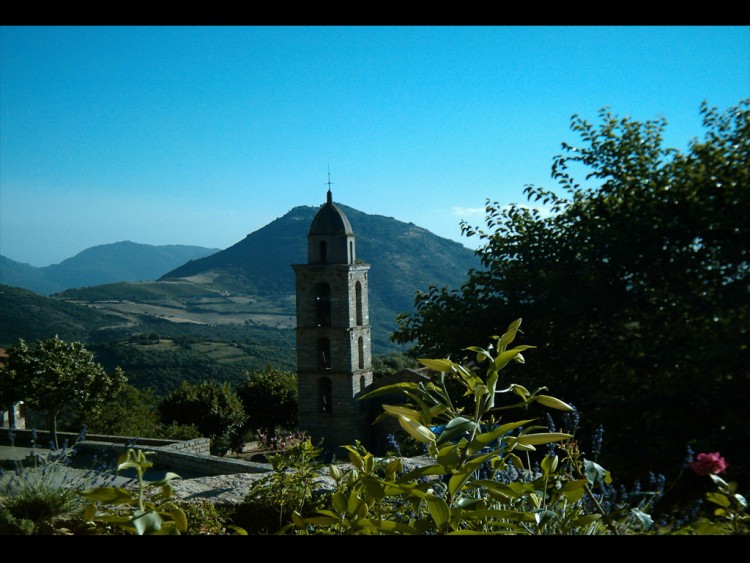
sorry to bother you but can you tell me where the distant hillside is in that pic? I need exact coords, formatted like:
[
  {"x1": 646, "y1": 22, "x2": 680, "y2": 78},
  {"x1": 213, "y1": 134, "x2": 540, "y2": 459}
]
[
  {"x1": 0, "y1": 242, "x2": 220, "y2": 295},
  {"x1": 0, "y1": 284, "x2": 296, "y2": 395},
  {"x1": 160, "y1": 203, "x2": 481, "y2": 347},
  {"x1": 0, "y1": 203, "x2": 482, "y2": 393},
  {"x1": 0, "y1": 284, "x2": 128, "y2": 345}
]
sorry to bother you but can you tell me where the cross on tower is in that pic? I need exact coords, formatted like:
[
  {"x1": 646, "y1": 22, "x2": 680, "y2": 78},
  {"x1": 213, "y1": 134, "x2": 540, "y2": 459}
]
[{"x1": 325, "y1": 166, "x2": 334, "y2": 192}]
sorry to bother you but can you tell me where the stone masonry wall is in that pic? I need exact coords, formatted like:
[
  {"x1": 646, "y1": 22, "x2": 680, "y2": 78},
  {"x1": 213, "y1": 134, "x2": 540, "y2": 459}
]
[{"x1": 6, "y1": 428, "x2": 272, "y2": 477}]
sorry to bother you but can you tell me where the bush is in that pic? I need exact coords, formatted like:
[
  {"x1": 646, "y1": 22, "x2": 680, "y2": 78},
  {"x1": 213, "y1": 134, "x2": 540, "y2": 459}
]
[{"x1": 0, "y1": 434, "x2": 120, "y2": 534}]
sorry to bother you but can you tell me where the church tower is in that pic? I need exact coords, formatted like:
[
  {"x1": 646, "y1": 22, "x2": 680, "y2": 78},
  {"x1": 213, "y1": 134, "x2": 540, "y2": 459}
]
[{"x1": 292, "y1": 188, "x2": 374, "y2": 455}]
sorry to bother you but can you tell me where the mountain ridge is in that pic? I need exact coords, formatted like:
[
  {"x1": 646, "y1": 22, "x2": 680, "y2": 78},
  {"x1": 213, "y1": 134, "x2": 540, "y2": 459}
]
[
  {"x1": 0, "y1": 241, "x2": 221, "y2": 295},
  {"x1": 0, "y1": 204, "x2": 482, "y2": 393}
]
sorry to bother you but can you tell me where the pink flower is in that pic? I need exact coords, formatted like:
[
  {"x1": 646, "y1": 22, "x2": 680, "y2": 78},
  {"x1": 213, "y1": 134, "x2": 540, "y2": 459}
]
[{"x1": 689, "y1": 452, "x2": 729, "y2": 476}]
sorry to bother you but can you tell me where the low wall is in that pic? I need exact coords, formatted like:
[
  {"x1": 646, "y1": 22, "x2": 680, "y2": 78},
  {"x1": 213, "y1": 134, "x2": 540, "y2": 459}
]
[{"x1": 5, "y1": 428, "x2": 272, "y2": 478}]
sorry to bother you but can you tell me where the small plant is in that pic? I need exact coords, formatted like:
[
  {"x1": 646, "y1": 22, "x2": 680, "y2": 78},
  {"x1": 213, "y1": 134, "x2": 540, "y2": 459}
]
[
  {"x1": 0, "y1": 428, "x2": 117, "y2": 534},
  {"x1": 179, "y1": 499, "x2": 246, "y2": 535},
  {"x1": 232, "y1": 436, "x2": 325, "y2": 534},
  {"x1": 77, "y1": 448, "x2": 188, "y2": 535},
  {"x1": 661, "y1": 452, "x2": 749, "y2": 535}
]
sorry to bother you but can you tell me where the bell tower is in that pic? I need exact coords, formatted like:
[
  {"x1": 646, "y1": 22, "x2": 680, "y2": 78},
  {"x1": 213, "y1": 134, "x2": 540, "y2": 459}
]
[{"x1": 292, "y1": 188, "x2": 373, "y2": 455}]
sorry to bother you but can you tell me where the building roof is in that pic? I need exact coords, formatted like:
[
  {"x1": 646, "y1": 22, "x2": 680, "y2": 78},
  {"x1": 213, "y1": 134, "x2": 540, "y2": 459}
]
[{"x1": 308, "y1": 190, "x2": 353, "y2": 237}]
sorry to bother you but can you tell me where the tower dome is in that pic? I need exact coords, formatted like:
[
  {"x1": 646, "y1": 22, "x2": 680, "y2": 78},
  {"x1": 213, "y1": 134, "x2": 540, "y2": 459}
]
[
  {"x1": 306, "y1": 189, "x2": 355, "y2": 265},
  {"x1": 308, "y1": 189, "x2": 353, "y2": 236}
]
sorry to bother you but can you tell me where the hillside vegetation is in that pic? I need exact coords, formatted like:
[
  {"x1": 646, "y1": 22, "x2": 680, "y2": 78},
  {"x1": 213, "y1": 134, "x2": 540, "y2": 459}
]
[{"x1": 1, "y1": 203, "x2": 480, "y2": 395}]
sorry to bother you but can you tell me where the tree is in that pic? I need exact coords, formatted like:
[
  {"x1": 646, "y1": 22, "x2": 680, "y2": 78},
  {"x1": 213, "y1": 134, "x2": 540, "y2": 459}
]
[
  {"x1": 236, "y1": 366, "x2": 297, "y2": 434},
  {"x1": 392, "y1": 99, "x2": 750, "y2": 485},
  {"x1": 4, "y1": 337, "x2": 127, "y2": 447},
  {"x1": 0, "y1": 360, "x2": 23, "y2": 428},
  {"x1": 158, "y1": 379, "x2": 247, "y2": 455},
  {"x1": 65, "y1": 382, "x2": 200, "y2": 440}
]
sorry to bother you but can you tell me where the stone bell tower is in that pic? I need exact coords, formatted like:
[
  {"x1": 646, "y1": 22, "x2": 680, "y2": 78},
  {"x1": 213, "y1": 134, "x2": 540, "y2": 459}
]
[{"x1": 292, "y1": 188, "x2": 373, "y2": 456}]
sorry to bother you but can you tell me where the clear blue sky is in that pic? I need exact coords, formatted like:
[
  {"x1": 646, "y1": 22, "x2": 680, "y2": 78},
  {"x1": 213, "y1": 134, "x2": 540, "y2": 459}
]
[{"x1": 1, "y1": 26, "x2": 748, "y2": 267}]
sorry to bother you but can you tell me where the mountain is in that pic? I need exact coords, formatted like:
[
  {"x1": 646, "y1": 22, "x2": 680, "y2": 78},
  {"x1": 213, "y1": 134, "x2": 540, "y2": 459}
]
[
  {"x1": 160, "y1": 203, "x2": 480, "y2": 315},
  {"x1": 0, "y1": 204, "x2": 482, "y2": 394},
  {"x1": 0, "y1": 242, "x2": 221, "y2": 295},
  {"x1": 157, "y1": 203, "x2": 482, "y2": 349},
  {"x1": 0, "y1": 284, "x2": 127, "y2": 345},
  {"x1": 0, "y1": 284, "x2": 297, "y2": 395}
]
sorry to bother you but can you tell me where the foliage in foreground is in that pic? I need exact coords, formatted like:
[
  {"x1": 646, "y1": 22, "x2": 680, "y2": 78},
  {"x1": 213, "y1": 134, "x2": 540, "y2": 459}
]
[
  {"x1": 0, "y1": 431, "x2": 122, "y2": 534},
  {"x1": 76, "y1": 448, "x2": 188, "y2": 535},
  {"x1": 392, "y1": 99, "x2": 750, "y2": 485},
  {"x1": 287, "y1": 319, "x2": 747, "y2": 535}
]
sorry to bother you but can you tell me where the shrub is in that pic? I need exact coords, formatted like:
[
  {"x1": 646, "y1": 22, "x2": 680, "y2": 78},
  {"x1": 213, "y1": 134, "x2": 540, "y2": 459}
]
[
  {"x1": 0, "y1": 431, "x2": 119, "y2": 534},
  {"x1": 232, "y1": 437, "x2": 326, "y2": 534}
]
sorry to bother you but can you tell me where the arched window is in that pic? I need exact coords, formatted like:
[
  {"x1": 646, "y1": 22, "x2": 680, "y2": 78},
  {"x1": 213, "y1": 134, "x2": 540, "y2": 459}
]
[
  {"x1": 349, "y1": 241, "x2": 354, "y2": 264},
  {"x1": 319, "y1": 377, "x2": 333, "y2": 413},
  {"x1": 319, "y1": 240, "x2": 328, "y2": 264},
  {"x1": 317, "y1": 337, "x2": 331, "y2": 370},
  {"x1": 358, "y1": 336, "x2": 364, "y2": 369},
  {"x1": 359, "y1": 375, "x2": 365, "y2": 394},
  {"x1": 355, "y1": 281, "x2": 363, "y2": 326},
  {"x1": 315, "y1": 283, "x2": 331, "y2": 327}
]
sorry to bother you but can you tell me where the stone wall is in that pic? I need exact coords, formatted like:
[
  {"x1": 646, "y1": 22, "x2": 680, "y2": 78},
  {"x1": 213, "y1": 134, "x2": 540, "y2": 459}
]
[{"x1": 6, "y1": 428, "x2": 272, "y2": 477}]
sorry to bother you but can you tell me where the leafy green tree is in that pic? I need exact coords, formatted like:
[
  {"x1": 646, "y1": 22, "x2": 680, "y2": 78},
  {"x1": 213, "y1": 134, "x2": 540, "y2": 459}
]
[
  {"x1": 66, "y1": 383, "x2": 200, "y2": 440},
  {"x1": 4, "y1": 337, "x2": 127, "y2": 447},
  {"x1": 158, "y1": 379, "x2": 247, "y2": 455},
  {"x1": 236, "y1": 366, "x2": 297, "y2": 434},
  {"x1": 392, "y1": 99, "x2": 750, "y2": 485},
  {"x1": 0, "y1": 359, "x2": 23, "y2": 428},
  {"x1": 372, "y1": 351, "x2": 420, "y2": 380}
]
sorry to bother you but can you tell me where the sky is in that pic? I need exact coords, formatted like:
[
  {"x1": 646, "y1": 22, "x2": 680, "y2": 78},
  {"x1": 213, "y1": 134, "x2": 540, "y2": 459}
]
[{"x1": 1, "y1": 25, "x2": 748, "y2": 267}]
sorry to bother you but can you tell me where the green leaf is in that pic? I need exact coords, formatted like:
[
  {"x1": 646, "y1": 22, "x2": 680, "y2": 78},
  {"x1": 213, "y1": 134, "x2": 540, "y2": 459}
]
[
  {"x1": 132, "y1": 510, "x2": 164, "y2": 536},
  {"x1": 436, "y1": 417, "x2": 479, "y2": 446},
  {"x1": 517, "y1": 432, "x2": 572, "y2": 445},
  {"x1": 497, "y1": 318, "x2": 523, "y2": 349},
  {"x1": 352, "y1": 519, "x2": 422, "y2": 535},
  {"x1": 382, "y1": 404, "x2": 426, "y2": 424},
  {"x1": 541, "y1": 454, "x2": 558, "y2": 475},
  {"x1": 300, "y1": 514, "x2": 341, "y2": 526},
  {"x1": 455, "y1": 497, "x2": 487, "y2": 510},
  {"x1": 418, "y1": 358, "x2": 456, "y2": 373},
  {"x1": 734, "y1": 493, "x2": 747, "y2": 510},
  {"x1": 534, "y1": 509, "x2": 558, "y2": 527},
  {"x1": 583, "y1": 459, "x2": 611, "y2": 486},
  {"x1": 344, "y1": 446, "x2": 364, "y2": 470},
  {"x1": 448, "y1": 451, "x2": 496, "y2": 498},
  {"x1": 573, "y1": 514, "x2": 602, "y2": 527},
  {"x1": 363, "y1": 478, "x2": 386, "y2": 501},
  {"x1": 465, "y1": 346, "x2": 493, "y2": 363},
  {"x1": 706, "y1": 492, "x2": 732, "y2": 508},
  {"x1": 467, "y1": 419, "x2": 534, "y2": 454},
  {"x1": 494, "y1": 346, "x2": 536, "y2": 371},
  {"x1": 425, "y1": 494, "x2": 451, "y2": 530},
  {"x1": 629, "y1": 508, "x2": 653, "y2": 531},
  {"x1": 535, "y1": 394, "x2": 575, "y2": 412},
  {"x1": 397, "y1": 463, "x2": 449, "y2": 482},
  {"x1": 437, "y1": 443, "x2": 462, "y2": 467},
  {"x1": 164, "y1": 509, "x2": 188, "y2": 532},
  {"x1": 561, "y1": 479, "x2": 588, "y2": 491},
  {"x1": 77, "y1": 486, "x2": 134, "y2": 505},
  {"x1": 359, "y1": 382, "x2": 420, "y2": 401},
  {"x1": 398, "y1": 415, "x2": 436, "y2": 445},
  {"x1": 332, "y1": 491, "x2": 348, "y2": 515}
]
